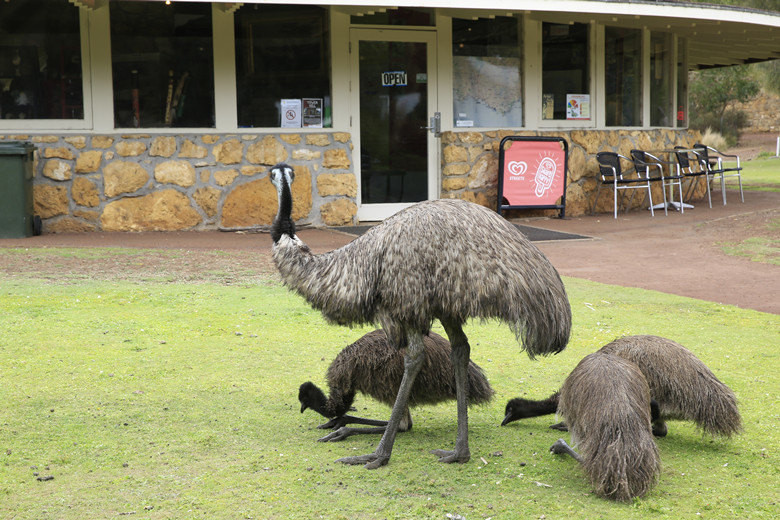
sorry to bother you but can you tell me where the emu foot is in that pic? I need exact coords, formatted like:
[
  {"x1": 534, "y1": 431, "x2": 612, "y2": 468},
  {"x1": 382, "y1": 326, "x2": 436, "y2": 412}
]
[
  {"x1": 430, "y1": 449, "x2": 470, "y2": 464},
  {"x1": 652, "y1": 421, "x2": 668, "y2": 437},
  {"x1": 318, "y1": 427, "x2": 351, "y2": 442},
  {"x1": 336, "y1": 452, "x2": 389, "y2": 470},
  {"x1": 549, "y1": 439, "x2": 570, "y2": 455},
  {"x1": 317, "y1": 417, "x2": 345, "y2": 430},
  {"x1": 549, "y1": 421, "x2": 568, "y2": 431}
]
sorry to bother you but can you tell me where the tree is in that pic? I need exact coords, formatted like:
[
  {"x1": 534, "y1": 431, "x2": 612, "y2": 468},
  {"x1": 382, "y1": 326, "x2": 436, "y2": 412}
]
[{"x1": 689, "y1": 66, "x2": 759, "y2": 144}]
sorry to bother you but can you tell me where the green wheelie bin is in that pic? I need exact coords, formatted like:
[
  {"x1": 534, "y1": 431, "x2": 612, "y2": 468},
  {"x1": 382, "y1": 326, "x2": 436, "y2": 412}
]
[{"x1": 0, "y1": 141, "x2": 38, "y2": 238}]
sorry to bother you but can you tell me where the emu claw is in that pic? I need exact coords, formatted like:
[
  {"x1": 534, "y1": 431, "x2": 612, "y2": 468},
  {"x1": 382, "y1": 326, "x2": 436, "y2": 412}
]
[
  {"x1": 550, "y1": 439, "x2": 569, "y2": 455},
  {"x1": 431, "y1": 449, "x2": 470, "y2": 464},
  {"x1": 336, "y1": 452, "x2": 389, "y2": 470},
  {"x1": 549, "y1": 421, "x2": 568, "y2": 432},
  {"x1": 317, "y1": 427, "x2": 351, "y2": 442},
  {"x1": 317, "y1": 417, "x2": 345, "y2": 430}
]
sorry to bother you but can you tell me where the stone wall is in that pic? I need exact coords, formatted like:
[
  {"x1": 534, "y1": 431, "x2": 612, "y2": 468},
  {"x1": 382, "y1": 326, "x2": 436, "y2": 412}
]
[
  {"x1": 441, "y1": 128, "x2": 704, "y2": 217},
  {"x1": 0, "y1": 132, "x2": 357, "y2": 233}
]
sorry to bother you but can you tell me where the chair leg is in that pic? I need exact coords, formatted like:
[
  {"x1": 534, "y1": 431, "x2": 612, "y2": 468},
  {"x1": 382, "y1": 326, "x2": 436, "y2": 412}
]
[
  {"x1": 720, "y1": 174, "x2": 727, "y2": 205},
  {"x1": 737, "y1": 174, "x2": 745, "y2": 203},
  {"x1": 660, "y1": 180, "x2": 668, "y2": 216},
  {"x1": 646, "y1": 183, "x2": 655, "y2": 217}
]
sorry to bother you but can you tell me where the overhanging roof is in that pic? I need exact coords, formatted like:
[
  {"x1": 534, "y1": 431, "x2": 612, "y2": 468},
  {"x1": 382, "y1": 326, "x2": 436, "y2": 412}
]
[{"x1": 96, "y1": 0, "x2": 780, "y2": 69}]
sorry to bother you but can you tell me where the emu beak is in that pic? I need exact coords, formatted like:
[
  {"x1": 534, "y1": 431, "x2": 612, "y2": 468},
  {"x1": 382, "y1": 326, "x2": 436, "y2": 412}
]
[
  {"x1": 300, "y1": 403, "x2": 307, "y2": 413},
  {"x1": 501, "y1": 413, "x2": 513, "y2": 426}
]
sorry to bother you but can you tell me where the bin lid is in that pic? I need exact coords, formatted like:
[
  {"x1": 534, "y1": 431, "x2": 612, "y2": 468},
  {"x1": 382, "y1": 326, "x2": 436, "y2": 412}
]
[{"x1": 0, "y1": 141, "x2": 35, "y2": 155}]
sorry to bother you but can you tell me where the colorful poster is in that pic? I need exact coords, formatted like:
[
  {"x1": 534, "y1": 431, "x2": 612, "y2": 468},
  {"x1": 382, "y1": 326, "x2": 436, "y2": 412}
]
[
  {"x1": 302, "y1": 98, "x2": 323, "y2": 128},
  {"x1": 501, "y1": 139, "x2": 566, "y2": 206},
  {"x1": 566, "y1": 94, "x2": 590, "y2": 120}
]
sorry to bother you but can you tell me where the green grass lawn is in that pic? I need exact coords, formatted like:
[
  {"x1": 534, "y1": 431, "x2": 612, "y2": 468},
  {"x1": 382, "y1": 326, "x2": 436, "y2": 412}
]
[
  {"x1": 1, "y1": 274, "x2": 777, "y2": 519},
  {"x1": 725, "y1": 155, "x2": 780, "y2": 191}
]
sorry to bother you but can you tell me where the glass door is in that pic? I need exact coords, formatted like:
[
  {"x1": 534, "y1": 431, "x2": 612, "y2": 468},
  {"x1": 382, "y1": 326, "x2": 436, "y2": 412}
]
[{"x1": 350, "y1": 29, "x2": 438, "y2": 221}]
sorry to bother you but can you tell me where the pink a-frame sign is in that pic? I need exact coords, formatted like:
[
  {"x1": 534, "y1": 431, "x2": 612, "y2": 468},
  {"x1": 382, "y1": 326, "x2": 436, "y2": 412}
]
[{"x1": 497, "y1": 136, "x2": 568, "y2": 218}]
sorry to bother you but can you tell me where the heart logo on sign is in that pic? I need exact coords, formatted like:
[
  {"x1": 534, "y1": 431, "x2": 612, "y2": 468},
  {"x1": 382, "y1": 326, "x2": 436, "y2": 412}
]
[{"x1": 508, "y1": 161, "x2": 527, "y2": 176}]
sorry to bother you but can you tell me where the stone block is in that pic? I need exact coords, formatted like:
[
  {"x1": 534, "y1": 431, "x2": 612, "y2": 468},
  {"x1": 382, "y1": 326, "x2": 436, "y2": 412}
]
[
  {"x1": 180, "y1": 139, "x2": 208, "y2": 158},
  {"x1": 202, "y1": 135, "x2": 220, "y2": 144},
  {"x1": 323, "y1": 148, "x2": 350, "y2": 169},
  {"x1": 43, "y1": 147, "x2": 75, "y2": 160},
  {"x1": 306, "y1": 134, "x2": 330, "y2": 147},
  {"x1": 32, "y1": 135, "x2": 58, "y2": 143},
  {"x1": 442, "y1": 176, "x2": 468, "y2": 191},
  {"x1": 193, "y1": 187, "x2": 221, "y2": 217},
  {"x1": 246, "y1": 136, "x2": 287, "y2": 165},
  {"x1": 317, "y1": 173, "x2": 357, "y2": 197},
  {"x1": 72, "y1": 177, "x2": 100, "y2": 207},
  {"x1": 320, "y1": 198, "x2": 357, "y2": 226},
  {"x1": 101, "y1": 190, "x2": 201, "y2": 231},
  {"x1": 150, "y1": 136, "x2": 176, "y2": 157},
  {"x1": 467, "y1": 154, "x2": 498, "y2": 189},
  {"x1": 45, "y1": 217, "x2": 97, "y2": 233},
  {"x1": 92, "y1": 136, "x2": 114, "y2": 148},
  {"x1": 280, "y1": 134, "x2": 301, "y2": 145},
  {"x1": 333, "y1": 132, "x2": 351, "y2": 143},
  {"x1": 103, "y1": 161, "x2": 149, "y2": 197},
  {"x1": 43, "y1": 160, "x2": 73, "y2": 181},
  {"x1": 75, "y1": 151, "x2": 103, "y2": 173},
  {"x1": 64, "y1": 136, "x2": 87, "y2": 149},
  {"x1": 33, "y1": 185, "x2": 68, "y2": 218},
  {"x1": 214, "y1": 169, "x2": 239, "y2": 186},
  {"x1": 116, "y1": 141, "x2": 147, "y2": 157},
  {"x1": 292, "y1": 149, "x2": 321, "y2": 161},
  {"x1": 213, "y1": 139, "x2": 244, "y2": 164},
  {"x1": 154, "y1": 160, "x2": 196, "y2": 187},
  {"x1": 443, "y1": 145, "x2": 468, "y2": 163},
  {"x1": 459, "y1": 132, "x2": 484, "y2": 144},
  {"x1": 443, "y1": 163, "x2": 470, "y2": 176}
]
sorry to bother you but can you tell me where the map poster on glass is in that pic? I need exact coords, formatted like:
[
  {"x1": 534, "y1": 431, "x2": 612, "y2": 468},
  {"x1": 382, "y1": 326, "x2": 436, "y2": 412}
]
[
  {"x1": 566, "y1": 94, "x2": 590, "y2": 120},
  {"x1": 302, "y1": 98, "x2": 323, "y2": 128},
  {"x1": 281, "y1": 99, "x2": 302, "y2": 128}
]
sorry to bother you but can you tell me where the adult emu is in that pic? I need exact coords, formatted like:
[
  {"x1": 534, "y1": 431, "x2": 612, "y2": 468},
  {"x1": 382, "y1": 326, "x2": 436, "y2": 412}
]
[
  {"x1": 299, "y1": 329, "x2": 494, "y2": 441},
  {"x1": 502, "y1": 335, "x2": 741, "y2": 438},
  {"x1": 270, "y1": 163, "x2": 571, "y2": 469},
  {"x1": 550, "y1": 352, "x2": 661, "y2": 502}
]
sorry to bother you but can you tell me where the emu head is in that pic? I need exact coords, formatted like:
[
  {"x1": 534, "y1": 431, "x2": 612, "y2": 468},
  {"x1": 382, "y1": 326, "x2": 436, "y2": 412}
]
[
  {"x1": 270, "y1": 163, "x2": 295, "y2": 190},
  {"x1": 298, "y1": 381, "x2": 327, "y2": 414}
]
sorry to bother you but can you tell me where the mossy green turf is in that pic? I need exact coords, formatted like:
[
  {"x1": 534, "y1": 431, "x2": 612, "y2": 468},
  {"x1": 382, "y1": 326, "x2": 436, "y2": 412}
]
[{"x1": 1, "y1": 278, "x2": 777, "y2": 519}]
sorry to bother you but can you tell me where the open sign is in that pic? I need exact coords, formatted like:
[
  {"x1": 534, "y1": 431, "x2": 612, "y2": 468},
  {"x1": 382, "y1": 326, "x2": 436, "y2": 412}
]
[{"x1": 382, "y1": 71, "x2": 407, "y2": 86}]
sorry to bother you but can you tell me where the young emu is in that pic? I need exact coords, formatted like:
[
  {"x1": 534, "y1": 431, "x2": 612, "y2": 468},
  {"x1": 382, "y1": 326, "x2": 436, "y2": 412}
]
[
  {"x1": 503, "y1": 335, "x2": 741, "y2": 438},
  {"x1": 270, "y1": 163, "x2": 571, "y2": 469},
  {"x1": 299, "y1": 329, "x2": 494, "y2": 442},
  {"x1": 551, "y1": 352, "x2": 661, "y2": 502}
]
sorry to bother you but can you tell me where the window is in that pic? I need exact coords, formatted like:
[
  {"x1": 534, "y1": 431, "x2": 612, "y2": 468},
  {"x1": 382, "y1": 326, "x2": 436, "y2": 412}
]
[
  {"x1": 452, "y1": 16, "x2": 522, "y2": 128},
  {"x1": 351, "y1": 7, "x2": 433, "y2": 26},
  {"x1": 0, "y1": 0, "x2": 83, "y2": 120},
  {"x1": 650, "y1": 32, "x2": 673, "y2": 127},
  {"x1": 605, "y1": 27, "x2": 642, "y2": 127},
  {"x1": 542, "y1": 23, "x2": 590, "y2": 121},
  {"x1": 235, "y1": 5, "x2": 331, "y2": 128},
  {"x1": 676, "y1": 38, "x2": 688, "y2": 127},
  {"x1": 110, "y1": 1, "x2": 215, "y2": 128}
]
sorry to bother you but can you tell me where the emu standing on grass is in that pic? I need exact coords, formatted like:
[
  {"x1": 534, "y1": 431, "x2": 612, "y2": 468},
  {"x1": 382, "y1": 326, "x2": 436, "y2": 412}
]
[
  {"x1": 550, "y1": 352, "x2": 661, "y2": 502},
  {"x1": 502, "y1": 335, "x2": 741, "y2": 438},
  {"x1": 270, "y1": 163, "x2": 571, "y2": 469},
  {"x1": 299, "y1": 329, "x2": 494, "y2": 441}
]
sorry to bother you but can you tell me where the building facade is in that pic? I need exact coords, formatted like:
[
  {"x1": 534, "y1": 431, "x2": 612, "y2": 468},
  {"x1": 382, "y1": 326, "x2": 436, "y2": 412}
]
[{"x1": 1, "y1": 0, "x2": 778, "y2": 232}]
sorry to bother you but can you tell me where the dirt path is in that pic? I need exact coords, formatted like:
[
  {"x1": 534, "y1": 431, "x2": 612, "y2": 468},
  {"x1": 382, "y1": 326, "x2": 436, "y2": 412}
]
[{"x1": 1, "y1": 189, "x2": 777, "y2": 314}]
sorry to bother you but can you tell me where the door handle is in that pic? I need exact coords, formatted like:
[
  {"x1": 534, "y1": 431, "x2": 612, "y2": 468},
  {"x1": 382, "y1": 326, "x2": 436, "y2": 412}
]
[{"x1": 421, "y1": 112, "x2": 441, "y2": 138}]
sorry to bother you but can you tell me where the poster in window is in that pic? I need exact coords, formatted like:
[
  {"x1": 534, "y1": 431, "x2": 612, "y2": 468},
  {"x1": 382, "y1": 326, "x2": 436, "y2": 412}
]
[
  {"x1": 542, "y1": 94, "x2": 555, "y2": 120},
  {"x1": 302, "y1": 98, "x2": 323, "y2": 128},
  {"x1": 281, "y1": 99, "x2": 302, "y2": 128},
  {"x1": 566, "y1": 94, "x2": 590, "y2": 120}
]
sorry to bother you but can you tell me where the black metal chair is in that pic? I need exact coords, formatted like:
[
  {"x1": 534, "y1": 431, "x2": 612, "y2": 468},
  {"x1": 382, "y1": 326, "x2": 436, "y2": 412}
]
[
  {"x1": 674, "y1": 145, "x2": 713, "y2": 208},
  {"x1": 630, "y1": 149, "x2": 684, "y2": 213},
  {"x1": 693, "y1": 143, "x2": 744, "y2": 206},
  {"x1": 593, "y1": 151, "x2": 662, "y2": 218}
]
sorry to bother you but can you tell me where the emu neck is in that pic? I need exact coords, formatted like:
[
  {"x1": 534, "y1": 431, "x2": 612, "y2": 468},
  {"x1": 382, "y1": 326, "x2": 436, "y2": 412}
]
[{"x1": 271, "y1": 175, "x2": 295, "y2": 243}]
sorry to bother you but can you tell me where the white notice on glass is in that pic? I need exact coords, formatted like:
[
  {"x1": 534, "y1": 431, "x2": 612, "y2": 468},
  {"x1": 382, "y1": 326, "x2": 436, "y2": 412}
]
[{"x1": 281, "y1": 99, "x2": 302, "y2": 128}]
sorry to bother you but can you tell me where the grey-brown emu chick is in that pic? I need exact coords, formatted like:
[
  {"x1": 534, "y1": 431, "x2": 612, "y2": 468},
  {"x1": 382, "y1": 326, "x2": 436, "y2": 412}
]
[
  {"x1": 299, "y1": 329, "x2": 495, "y2": 442},
  {"x1": 551, "y1": 352, "x2": 660, "y2": 502},
  {"x1": 503, "y1": 335, "x2": 741, "y2": 438}
]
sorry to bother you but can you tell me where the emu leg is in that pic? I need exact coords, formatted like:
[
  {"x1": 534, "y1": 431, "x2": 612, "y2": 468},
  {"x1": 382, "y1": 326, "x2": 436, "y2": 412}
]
[
  {"x1": 317, "y1": 415, "x2": 388, "y2": 430},
  {"x1": 550, "y1": 438, "x2": 584, "y2": 464},
  {"x1": 549, "y1": 421, "x2": 569, "y2": 431},
  {"x1": 319, "y1": 409, "x2": 412, "y2": 442},
  {"x1": 650, "y1": 399, "x2": 667, "y2": 437},
  {"x1": 336, "y1": 333, "x2": 425, "y2": 469},
  {"x1": 431, "y1": 320, "x2": 471, "y2": 464}
]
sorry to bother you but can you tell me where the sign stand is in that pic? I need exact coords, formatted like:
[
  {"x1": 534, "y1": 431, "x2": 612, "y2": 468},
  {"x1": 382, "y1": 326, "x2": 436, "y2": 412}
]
[{"x1": 497, "y1": 136, "x2": 568, "y2": 219}]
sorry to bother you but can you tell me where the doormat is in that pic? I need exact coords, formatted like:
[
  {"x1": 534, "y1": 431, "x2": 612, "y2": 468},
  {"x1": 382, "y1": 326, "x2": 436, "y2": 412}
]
[{"x1": 331, "y1": 223, "x2": 591, "y2": 242}]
